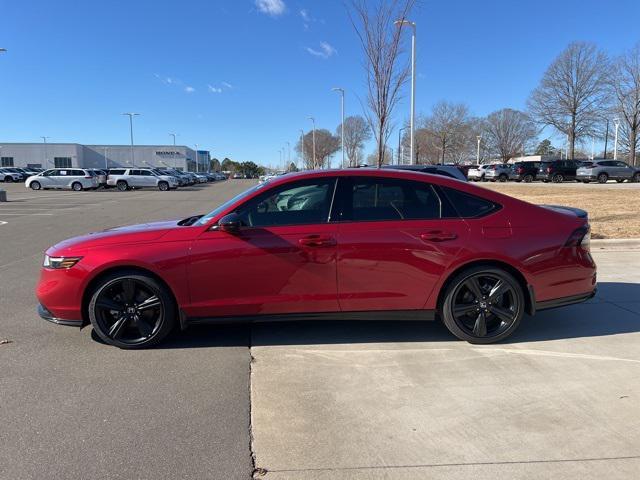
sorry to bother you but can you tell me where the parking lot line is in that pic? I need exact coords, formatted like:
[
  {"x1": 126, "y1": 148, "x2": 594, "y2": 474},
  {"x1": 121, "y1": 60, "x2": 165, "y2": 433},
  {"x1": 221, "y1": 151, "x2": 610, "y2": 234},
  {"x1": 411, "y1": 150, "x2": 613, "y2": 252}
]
[{"x1": 0, "y1": 213, "x2": 54, "y2": 216}]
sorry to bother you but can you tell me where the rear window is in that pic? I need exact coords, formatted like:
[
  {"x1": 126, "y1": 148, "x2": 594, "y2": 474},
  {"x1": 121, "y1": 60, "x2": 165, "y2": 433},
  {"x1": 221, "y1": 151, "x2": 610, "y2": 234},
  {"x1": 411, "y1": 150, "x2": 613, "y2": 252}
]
[{"x1": 440, "y1": 187, "x2": 500, "y2": 218}]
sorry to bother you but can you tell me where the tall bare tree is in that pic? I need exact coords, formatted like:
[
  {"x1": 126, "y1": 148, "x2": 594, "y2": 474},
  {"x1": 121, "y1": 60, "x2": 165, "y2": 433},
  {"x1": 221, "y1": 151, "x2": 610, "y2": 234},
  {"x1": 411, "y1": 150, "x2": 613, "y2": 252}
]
[
  {"x1": 483, "y1": 108, "x2": 537, "y2": 163},
  {"x1": 423, "y1": 101, "x2": 471, "y2": 163},
  {"x1": 348, "y1": 0, "x2": 415, "y2": 167},
  {"x1": 296, "y1": 129, "x2": 340, "y2": 169},
  {"x1": 338, "y1": 115, "x2": 372, "y2": 166},
  {"x1": 609, "y1": 43, "x2": 640, "y2": 166},
  {"x1": 528, "y1": 42, "x2": 610, "y2": 160}
]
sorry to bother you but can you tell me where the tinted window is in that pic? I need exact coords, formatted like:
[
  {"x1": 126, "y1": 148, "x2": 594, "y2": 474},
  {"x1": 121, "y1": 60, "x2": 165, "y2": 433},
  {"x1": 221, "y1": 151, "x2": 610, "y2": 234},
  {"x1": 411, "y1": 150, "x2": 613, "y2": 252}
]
[
  {"x1": 341, "y1": 177, "x2": 442, "y2": 222},
  {"x1": 441, "y1": 187, "x2": 499, "y2": 218},
  {"x1": 235, "y1": 179, "x2": 335, "y2": 227},
  {"x1": 109, "y1": 169, "x2": 125, "y2": 175}
]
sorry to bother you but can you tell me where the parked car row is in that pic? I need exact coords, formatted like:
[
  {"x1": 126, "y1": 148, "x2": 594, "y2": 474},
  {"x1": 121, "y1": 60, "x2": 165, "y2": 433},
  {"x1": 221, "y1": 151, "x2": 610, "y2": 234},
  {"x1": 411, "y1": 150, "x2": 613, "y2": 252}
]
[
  {"x1": 0, "y1": 166, "x2": 44, "y2": 182},
  {"x1": 23, "y1": 167, "x2": 228, "y2": 192},
  {"x1": 467, "y1": 160, "x2": 640, "y2": 184}
]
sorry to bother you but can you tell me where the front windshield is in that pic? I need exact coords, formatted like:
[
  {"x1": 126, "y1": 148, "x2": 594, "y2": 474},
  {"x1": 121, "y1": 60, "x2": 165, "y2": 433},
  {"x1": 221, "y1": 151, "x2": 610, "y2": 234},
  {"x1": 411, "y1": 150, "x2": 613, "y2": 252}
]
[{"x1": 193, "y1": 183, "x2": 266, "y2": 226}]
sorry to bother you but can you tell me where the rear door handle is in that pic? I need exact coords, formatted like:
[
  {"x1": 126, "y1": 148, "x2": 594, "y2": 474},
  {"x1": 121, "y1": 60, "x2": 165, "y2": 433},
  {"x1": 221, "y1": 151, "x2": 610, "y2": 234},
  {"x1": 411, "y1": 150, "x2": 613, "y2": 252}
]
[
  {"x1": 420, "y1": 231, "x2": 457, "y2": 242},
  {"x1": 298, "y1": 235, "x2": 337, "y2": 248}
]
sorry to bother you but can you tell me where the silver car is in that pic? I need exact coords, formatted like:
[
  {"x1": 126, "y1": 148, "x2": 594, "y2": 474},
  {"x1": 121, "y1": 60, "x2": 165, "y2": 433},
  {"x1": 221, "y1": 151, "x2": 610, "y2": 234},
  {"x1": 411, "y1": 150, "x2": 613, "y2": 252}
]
[
  {"x1": 0, "y1": 168, "x2": 22, "y2": 183},
  {"x1": 25, "y1": 168, "x2": 99, "y2": 191},
  {"x1": 484, "y1": 164, "x2": 512, "y2": 182},
  {"x1": 467, "y1": 164, "x2": 493, "y2": 181},
  {"x1": 106, "y1": 168, "x2": 179, "y2": 191},
  {"x1": 577, "y1": 160, "x2": 640, "y2": 183}
]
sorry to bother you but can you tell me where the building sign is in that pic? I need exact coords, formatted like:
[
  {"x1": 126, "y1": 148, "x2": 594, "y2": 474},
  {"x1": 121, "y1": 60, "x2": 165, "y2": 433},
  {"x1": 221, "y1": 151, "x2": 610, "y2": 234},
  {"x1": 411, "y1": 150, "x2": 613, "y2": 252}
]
[{"x1": 155, "y1": 151, "x2": 182, "y2": 156}]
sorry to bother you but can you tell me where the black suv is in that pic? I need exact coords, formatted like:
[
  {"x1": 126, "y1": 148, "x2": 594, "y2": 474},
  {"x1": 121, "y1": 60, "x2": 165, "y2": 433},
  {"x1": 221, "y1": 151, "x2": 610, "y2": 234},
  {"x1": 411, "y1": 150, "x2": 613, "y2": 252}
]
[
  {"x1": 537, "y1": 160, "x2": 582, "y2": 183},
  {"x1": 509, "y1": 162, "x2": 540, "y2": 182}
]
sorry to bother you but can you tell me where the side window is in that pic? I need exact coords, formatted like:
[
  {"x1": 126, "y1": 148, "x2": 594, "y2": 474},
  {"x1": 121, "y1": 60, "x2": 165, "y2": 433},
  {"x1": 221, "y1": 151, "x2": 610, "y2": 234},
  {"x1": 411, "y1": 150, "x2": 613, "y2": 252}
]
[
  {"x1": 141, "y1": 170, "x2": 152, "y2": 176},
  {"x1": 43, "y1": 169, "x2": 55, "y2": 177},
  {"x1": 235, "y1": 179, "x2": 336, "y2": 227},
  {"x1": 440, "y1": 187, "x2": 500, "y2": 219},
  {"x1": 130, "y1": 169, "x2": 141, "y2": 176},
  {"x1": 72, "y1": 169, "x2": 84, "y2": 176},
  {"x1": 342, "y1": 177, "x2": 442, "y2": 222}
]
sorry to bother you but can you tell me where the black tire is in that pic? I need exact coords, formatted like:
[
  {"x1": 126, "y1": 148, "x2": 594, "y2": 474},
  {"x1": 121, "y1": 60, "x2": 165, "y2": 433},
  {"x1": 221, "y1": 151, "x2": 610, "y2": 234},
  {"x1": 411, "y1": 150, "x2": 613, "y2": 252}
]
[
  {"x1": 597, "y1": 173, "x2": 608, "y2": 184},
  {"x1": 5, "y1": 176, "x2": 14, "y2": 183},
  {"x1": 158, "y1": 181, "x2": 169, "y2": 191},
  {"x1": 117, "y1": 180, "x2": 128, "y2": 191},
  {"x1": 440, "y1": 266, "x2": 524, "y2": 344},
  {"x1": 551, "y1": 174, "x2": 564, "y2": 183},
  {"x1": 523, "y1": 174, "x2": 534, "y2": 183},
  {"x1": 498, "y1": 174, "x2": 508, "y2": 182},
  {"x1": 633, "y1": 173, "x2": 640, "y2": 183},
  {"x1": 30, "y1": 181, "x2": 41, "y2": 190},
  {"x1": 71, "y1": 182, "x2": 83, "y2": 192},
  {"x1": 88, "y1": 271, "x2": 177, "y2": 349}
]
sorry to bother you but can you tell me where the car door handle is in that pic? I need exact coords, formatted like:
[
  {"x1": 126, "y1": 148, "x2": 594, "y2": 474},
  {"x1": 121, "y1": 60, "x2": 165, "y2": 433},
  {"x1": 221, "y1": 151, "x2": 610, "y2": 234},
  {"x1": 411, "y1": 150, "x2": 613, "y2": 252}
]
[
  {"x1": 420, "y1": 231, "x2": 458, "y2": 242},
  {"x1": 298, "y1": 235, "x2": 337, "y2": 248}
]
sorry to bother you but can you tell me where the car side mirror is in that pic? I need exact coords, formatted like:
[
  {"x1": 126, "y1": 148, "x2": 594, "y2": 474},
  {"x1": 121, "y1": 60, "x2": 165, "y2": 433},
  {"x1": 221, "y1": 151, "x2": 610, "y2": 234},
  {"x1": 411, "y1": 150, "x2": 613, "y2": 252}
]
[{"x1": 216, "y1": 213, "x2": 242, "y2": 233}]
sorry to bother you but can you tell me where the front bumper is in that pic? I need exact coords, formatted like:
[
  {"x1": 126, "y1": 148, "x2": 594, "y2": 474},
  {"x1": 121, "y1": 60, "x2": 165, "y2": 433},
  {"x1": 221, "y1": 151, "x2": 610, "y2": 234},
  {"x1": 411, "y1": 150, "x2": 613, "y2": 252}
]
[{"x1": 38, "y1": 303, "x2": 82, "y2": 327}]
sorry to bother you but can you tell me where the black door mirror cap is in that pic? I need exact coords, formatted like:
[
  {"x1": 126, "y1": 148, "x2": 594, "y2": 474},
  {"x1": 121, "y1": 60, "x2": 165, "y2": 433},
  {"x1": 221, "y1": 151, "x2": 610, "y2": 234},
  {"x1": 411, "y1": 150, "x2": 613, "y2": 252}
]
[{"x1": 213, "y1": 213, "x2": 242, "y2": 233}]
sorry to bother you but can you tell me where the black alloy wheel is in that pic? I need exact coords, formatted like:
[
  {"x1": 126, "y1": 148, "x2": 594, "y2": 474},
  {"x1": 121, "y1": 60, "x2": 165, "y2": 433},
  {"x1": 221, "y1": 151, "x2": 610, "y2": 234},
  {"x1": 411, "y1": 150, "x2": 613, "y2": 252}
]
[
  {"x1": 523, "y1": 174, "x2": 534, "y2": 183},
  {"x1": 597, "y1": 173, "x2": 608, "y2": 184},
  {"x1": 498, "y1": 174, "x2": 508, "y2": 182},
  {"x1": 117, "y1": 181, "x2": 128, "y2": 191},
  {"x1": 88, "y1": 272, "x2": 176, "y2": 348},
  {"x1": 441, "y1": 267, "x2": 524, "y2": 344},
  {"x1": 552, "y1": 174, "x2": 564, "y2": 183}
]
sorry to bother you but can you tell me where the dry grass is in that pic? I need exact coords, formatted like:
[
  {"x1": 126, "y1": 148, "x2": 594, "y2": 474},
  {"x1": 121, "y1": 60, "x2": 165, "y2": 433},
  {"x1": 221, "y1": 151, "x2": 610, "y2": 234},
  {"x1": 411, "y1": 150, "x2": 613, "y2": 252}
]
[{"x1": 480, "y1": 183, "x2": 640, "y2": 239}]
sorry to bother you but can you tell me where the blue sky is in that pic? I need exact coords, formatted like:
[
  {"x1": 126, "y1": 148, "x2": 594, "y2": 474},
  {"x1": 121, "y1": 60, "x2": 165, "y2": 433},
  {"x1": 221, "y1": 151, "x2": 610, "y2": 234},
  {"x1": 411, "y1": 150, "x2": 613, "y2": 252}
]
[{"x1": 1, "y1": 0, "x2": 639, "y2": 167}]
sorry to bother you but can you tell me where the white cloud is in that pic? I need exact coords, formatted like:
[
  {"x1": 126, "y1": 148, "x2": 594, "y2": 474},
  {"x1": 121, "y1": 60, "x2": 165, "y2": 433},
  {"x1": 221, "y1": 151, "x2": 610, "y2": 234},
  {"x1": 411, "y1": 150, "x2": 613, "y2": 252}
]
[
  {"x1": 255, "y1": 0, "x2": 286, "y2": 17},
  {"x1": 306, "y1": 41, "x2": 337, "y2": 59},
  {"x1": 184, "y1": 86, "x2": 195, "y2": 93},
  {"x1": 299, "y1": 9, "x2": 310, "y2": 22},
  {"x1": 221, "y1": 81, "x2": 234, "y2": 89},
  {"x1": 208, "y1": 84, "x2": 222, "y2": 93}
]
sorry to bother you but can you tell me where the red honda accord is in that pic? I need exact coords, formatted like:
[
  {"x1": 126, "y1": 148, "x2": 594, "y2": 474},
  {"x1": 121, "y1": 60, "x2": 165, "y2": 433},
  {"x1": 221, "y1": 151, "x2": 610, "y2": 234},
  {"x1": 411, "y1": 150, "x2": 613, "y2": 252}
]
[{"x1": 36, "y1": 169, "x2": 596, "y2": 348}]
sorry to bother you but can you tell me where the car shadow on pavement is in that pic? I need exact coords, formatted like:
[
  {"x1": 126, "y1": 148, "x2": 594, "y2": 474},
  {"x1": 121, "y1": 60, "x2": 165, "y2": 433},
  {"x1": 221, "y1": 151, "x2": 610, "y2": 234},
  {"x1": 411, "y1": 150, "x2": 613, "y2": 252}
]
[{"x1": 119, "y1": 282, "x2": 640, "y2": 349}]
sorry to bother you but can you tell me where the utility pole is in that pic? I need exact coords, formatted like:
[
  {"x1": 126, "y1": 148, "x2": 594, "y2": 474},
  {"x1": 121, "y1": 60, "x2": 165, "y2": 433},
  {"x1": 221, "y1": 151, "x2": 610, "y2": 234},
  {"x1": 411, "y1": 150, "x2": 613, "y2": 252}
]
[
  {"x1": 308, "y1": 117, "x2": 316, "y2": 169},
  {"x1": 476, "y1": 135, "x2": 482, "y2": 164},
  {"x1": 103, "y1": 146, "x2": 109, "y2": 170},
  {"x1": 395, "y1": 20, "x2": 416, "y2": 165},
  {"x1": 194, "y1": 144, "x2": 199, "y2": 173},
  {"x1": 613, "y1": 118, "x2": 620, "y2": 160},
  {"x1": 40, "y1": 136, "x2": 50, "y2": 167},
  {"x1": 398, "y1": 127, "x2": 406, "y2": 165},
  {"x1": 299, "y1": 129, "x2": 305, "y2": 169},
  {"x1": 332, "y1": 88, "x2": 345, "y2": 168},
  {"x1": 603, "y1": 119, "x2": 609, "y2": 159},
  {"x1": 122, "y1": 113, "x2": 139, "y2": 167}
]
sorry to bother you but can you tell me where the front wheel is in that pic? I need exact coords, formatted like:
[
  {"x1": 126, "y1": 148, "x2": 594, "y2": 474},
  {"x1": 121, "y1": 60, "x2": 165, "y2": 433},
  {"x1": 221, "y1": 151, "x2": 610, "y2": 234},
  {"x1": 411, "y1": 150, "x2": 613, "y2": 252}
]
[
  {"x1": 597, "y1": 173, "x2": 608, "y2": 184},
  {"x1": 440, "y1": 267, "x2": 524, "y2": 344},
  {"x1": 523, "y1": 174, "x2": 534, "y2": 183},
  {"x1": 633, "y1": 173, "x2": 640, "y2": 183},
  {"x1": 30, "y1": 181, "x2": 41, "y2": 190},
  {"x1": 88, "y1": 271, "x2": 176, "y2": 349},
  {"x1": 4, "y1": 177, "x2": 13, "y2": 183},
  {"x1": 158, "y1": 181, "x2": 169, "y2": 191}
]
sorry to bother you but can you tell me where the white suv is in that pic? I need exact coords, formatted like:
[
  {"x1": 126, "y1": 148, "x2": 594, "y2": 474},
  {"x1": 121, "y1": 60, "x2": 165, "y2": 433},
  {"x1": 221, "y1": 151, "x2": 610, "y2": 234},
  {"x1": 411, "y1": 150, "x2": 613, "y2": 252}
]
[
  {"x1": 0, "y1": 168, "x2": 23, "y2": 183},
  {"x1": 106, "y1": 168, "x2": 179, "y2": 191},
  {"x1": 25, "y1": 168, "x2": 99, "y2": 191}
]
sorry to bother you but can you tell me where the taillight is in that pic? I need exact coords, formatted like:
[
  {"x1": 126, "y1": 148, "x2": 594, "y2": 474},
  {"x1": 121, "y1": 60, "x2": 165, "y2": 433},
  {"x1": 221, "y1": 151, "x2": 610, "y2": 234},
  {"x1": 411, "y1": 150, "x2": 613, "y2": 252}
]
[
  {"x1": 565, "y1": 225, "x2": 590, "y2": 251},
  {"x1": 516, "y1": 167, "x2": 524, "y2": 174},
  {"x1": 84, "y1": 176, "x2": 92, "y2": 179},
  {"x1": 546, "y1": 167, "x2": 552, "y2": 173}
]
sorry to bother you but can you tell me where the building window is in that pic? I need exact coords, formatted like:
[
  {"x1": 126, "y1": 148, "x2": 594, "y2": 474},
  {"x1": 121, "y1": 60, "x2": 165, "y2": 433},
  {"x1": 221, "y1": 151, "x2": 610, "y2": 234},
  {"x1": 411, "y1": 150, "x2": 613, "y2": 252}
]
[
  {"x1": 54, "y1": 157, "x2": 72, "y2": 168},
  {"x1": 1, "y1": 157, "x2": 14, "y2": 167}
]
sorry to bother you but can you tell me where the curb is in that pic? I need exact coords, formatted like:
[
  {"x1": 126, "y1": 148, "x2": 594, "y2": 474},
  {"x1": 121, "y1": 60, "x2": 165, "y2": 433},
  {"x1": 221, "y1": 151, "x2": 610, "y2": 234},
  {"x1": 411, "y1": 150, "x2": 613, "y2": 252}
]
[{"x1": 591, "y1": 239, "x2": 640, "y2": 251}]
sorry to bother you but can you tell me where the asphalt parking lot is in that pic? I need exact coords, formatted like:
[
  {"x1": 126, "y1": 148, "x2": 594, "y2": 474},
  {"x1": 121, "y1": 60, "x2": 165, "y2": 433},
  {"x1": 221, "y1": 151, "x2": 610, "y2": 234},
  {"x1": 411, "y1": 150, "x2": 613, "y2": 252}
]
[{"x1": 1, "y1": 181, "x2": 640, "y2": 479}]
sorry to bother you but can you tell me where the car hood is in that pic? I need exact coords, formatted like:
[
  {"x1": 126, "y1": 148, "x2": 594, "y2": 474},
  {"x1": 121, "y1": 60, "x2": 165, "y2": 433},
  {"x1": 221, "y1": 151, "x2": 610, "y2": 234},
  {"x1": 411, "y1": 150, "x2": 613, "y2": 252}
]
[{"x1": 48, "y1": 219, "x2": 180, "y2": 254}]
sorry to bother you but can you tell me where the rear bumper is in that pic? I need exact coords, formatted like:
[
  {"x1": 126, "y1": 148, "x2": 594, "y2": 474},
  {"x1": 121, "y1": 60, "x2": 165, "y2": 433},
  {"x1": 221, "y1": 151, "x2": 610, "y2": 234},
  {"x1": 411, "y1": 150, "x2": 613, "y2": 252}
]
[
  {"x1": 536, "y1": 288, "x2": 597, "y2": 311},
  {"x1": 576, "y1": 174, "x2": 597, "y2": 180},
  {"x1": 38, "y1": 303, "x2": 82, "y2": 327}
]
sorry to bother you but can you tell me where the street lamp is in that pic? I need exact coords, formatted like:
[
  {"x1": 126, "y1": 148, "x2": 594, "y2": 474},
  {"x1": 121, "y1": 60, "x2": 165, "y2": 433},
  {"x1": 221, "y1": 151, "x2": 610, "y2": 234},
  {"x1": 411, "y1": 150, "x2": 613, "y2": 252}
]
[
  {"x1": 40, "y1": 136, "x2": 50, "y2": 167},
  {"x1": 194, "y1": 144, "x2": 199, "y2": 173},
  {"x1": 169, "y1": 133, "x2": 178, "y2": 146},
  {"x1": 394, "y1": 19, "x2": 416, "y2": 165},
  {"x1": 476, "y1": 135, "x2": 482, "y2": 164},
  {"x1": 286, "y1": 141, "x2": 291, "y2": 170},
  {"x1": 103, "y1": 146, "x2": 109, "y2": 170},
  {"x1": 398, "y1": 127, "x2": 406, "y2": 165},
  {"x1": 308, "y1": 117, "x2": 316, "y2": 169},
  {"x1": 299, "y1": 129, "x2": 305, "y2": 168},
  {"x1": 613, "y1": 118, "x2": 620, "y2": 160},
  {"x1": 121, "y1": 113, "x2": 140, "y2": 167},
  {"x1": 332, "y1": 87, "x2": 345, "y2": 168}
]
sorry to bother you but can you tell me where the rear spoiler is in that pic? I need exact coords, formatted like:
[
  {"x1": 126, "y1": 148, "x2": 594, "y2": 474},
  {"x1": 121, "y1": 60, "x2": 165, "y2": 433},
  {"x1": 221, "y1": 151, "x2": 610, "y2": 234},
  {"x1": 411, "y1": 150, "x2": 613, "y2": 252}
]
[{"x1": 540, "y1": 205, "x2": 588, "y2": 219}]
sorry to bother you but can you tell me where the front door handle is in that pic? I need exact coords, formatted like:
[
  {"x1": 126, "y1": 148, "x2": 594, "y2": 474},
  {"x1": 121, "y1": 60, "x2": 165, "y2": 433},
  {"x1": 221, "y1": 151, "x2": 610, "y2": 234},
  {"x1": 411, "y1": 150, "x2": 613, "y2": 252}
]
[
  {"x1": 420, "y1": 231, "x2": 458, "y2": 242},
  {"x1": 298, "y1": 235, "x2": 337, "y2": 248}
]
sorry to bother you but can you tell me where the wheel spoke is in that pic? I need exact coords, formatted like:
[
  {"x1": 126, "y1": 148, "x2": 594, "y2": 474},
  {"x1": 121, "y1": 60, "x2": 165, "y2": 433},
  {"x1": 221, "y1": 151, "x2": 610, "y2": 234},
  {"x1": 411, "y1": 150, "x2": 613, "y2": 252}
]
[
  {"x1": 464, "y1": 276, "x2": 483, "y2": 300},
  {"x1": 96, "y1": 297, "x2": 124, "y2": 313},
  {"x1": 137, "y1": 295, "x2": 160, "y2": 311},
  {"x1": 108, "y1": 316, "x2": 129, "y2": 339},
  {"x1": 472, "y1": 311, "x2": 487, "y2": 337},
  {"x1": 122, "y1": 279, "x2": 136, "y2": 303},
  {"x1": 489, "y1": 305, "x2": 515, "y2": 324},
  {"x1": 488, "y1": 280, "x2": 510, "y2": 302},
  {"x1": 133, "y1": 315, "x2": 153, "y2": 337},
  {"x1": 454, "y1": 303, "x2": 477, "y2": 317}
]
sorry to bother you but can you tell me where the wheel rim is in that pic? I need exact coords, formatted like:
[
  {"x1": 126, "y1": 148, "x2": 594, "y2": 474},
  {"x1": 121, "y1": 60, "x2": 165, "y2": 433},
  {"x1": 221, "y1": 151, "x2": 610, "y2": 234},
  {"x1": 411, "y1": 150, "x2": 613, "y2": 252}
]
[
  {"x1": 451, "y1": 273, "x2": 520, "y2": 339},
  {"x1": 32, "y1": 182, "x2": 40, "y2": 190},
  {"x1": 598, "y1": 174, "x2": 607, "y2": 183},
  {"x1": 118, "y1": 182, "x2": 126, "y2": 191},
  {"x1": 524, "y1": 175, "x2": 532, "y2": 182},
  {"x1": 94, "y1": 278, "x2": 164, "y2": 345},
  {"x1": 159, "y1": 182, "x2": 168, "y2": 190},
  {"x1": 73, "y1": 183, "x2": 81, "y2": 191}
]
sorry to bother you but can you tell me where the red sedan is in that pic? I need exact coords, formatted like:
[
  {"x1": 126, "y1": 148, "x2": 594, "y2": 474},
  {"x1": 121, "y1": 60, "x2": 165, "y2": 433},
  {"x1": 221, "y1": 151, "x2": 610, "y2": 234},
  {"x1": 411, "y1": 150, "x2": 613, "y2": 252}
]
[{"x1": 37, "y1": 169, "x2": 596, "y2": 348}]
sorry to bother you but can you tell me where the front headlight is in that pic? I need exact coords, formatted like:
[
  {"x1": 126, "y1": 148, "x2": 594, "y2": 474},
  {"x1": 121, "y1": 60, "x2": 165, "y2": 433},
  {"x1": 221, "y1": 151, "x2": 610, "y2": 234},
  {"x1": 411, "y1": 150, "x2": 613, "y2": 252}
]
[{"x1": 43, "y1": 255, "x2": 83, "y2": 269}]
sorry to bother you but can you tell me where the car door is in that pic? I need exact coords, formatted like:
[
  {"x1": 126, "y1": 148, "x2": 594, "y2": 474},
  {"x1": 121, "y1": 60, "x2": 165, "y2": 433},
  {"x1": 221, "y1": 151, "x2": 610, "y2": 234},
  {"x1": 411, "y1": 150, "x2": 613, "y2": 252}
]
[
  {"x1": 333, "y1": 176, "x2": 470, "y2": 312},
  {"x1": 140, "y1": 170, "x2": 156, "y2": 187},
  {"x1": 614, "y1": 161, "x2": 631, "y2": 179},
  {"x1": 187, "y1": 177, "x2": 339, "y2": 318}
]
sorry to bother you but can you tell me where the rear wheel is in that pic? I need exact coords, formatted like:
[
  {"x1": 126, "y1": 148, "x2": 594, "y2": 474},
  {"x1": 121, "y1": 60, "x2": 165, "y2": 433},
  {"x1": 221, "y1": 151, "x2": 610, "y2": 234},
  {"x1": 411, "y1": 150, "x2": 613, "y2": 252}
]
[
  {"x1": 523, "y1": 174, "x2": 534, "y2": 183},
  {"x1": 30, "y1": 181, "x2": 41, "y2": 190},
  {"x1": 552, "y1": 173, "x2": 564, "y2": 183},
  {"x1": 71, "y1": 182, "x2": 83, "y2": 191},
  {"x1": 498, "y1": 174, "x2": 508, "y2": 182},
  {"x1": 158, "y1": 181, "x2": 169, "y2": 191},
  {"x1": 88, "y1": 271, "x2": 176, "y2": 349},
  {"x1": 4, "y1": 176, "x2": 13, "y2": 183},
  {"x1": 633, "y1": 172, "x2": 640, "y2": 183},
  {"x1": 441, "y1": 267, "x2": 524, "y2": 344},
  {"x1": 117, "y1": 180, "x2": 128, "y2": 191},
  {"x1": 597, "y1": 173, "x2": 608, "y2": 184}
]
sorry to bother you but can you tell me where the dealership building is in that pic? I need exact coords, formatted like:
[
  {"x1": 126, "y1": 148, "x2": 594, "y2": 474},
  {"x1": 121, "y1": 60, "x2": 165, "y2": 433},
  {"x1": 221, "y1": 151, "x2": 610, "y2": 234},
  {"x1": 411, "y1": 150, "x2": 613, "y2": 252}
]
[{"x1": 0, "y1": 143, "x2": 210, "y2": 171}]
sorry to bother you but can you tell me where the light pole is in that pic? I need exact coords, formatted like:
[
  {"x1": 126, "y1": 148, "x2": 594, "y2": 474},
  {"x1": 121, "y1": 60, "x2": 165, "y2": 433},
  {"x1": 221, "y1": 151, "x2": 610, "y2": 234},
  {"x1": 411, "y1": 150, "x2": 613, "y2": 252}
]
[
  {"x1": 279, "y1": 149, "x2": 283, "y2": 171},
  {"x1": 194, "y1": 144, "x2": 199, "y2": 173},
  {"x1": 332, "y1": 87, "x2": 345, "y2": 168},
  {"x1": 286, "y1": 141, "x2": 291, "y2": 170},
  {"x1": 169, "y1": 132, "x2": 178, "y2": 146},
  {"x1": 395, "y1": 19, "x2": 416, "y2": 165},
  {"x1": 103, "y1": 146, "x2": 109, "y2": 170},
  {"x1": 40, "y1": 136, "x2": 50, "y2": 167},
  {"x1": 308, "y1": 117, "x2": 316, "y2": 169},
  {"x1": 476, "y1": 135, "x2": 482, "y2": 164},
  {"x1": 613, "y1": 118, "x2": 620, "y2": 160},
  {"x1": 299, "y1": 129, "x2": 305, "y2": 168},
  {"x1": 122, "y1": 113, "x2": 139, "y2": 167},
  {"x1": 398, "y1": 127, "x2": 406, "y2": 165}
]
